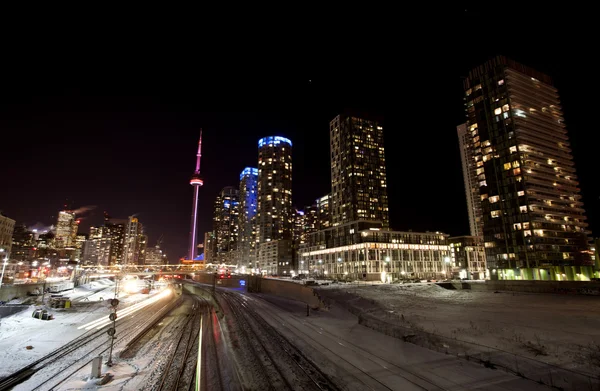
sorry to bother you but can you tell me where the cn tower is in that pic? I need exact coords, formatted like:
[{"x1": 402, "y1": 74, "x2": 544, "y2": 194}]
[{"x1": 188, "y1": 130, "x2": 204, "y2": 260}]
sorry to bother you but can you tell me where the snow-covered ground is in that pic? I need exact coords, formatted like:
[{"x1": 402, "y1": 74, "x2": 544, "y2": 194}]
[
  {"x1": 317, "y1": 283, "x2": 600, "y2": 377},
  {"x1": 0, "y1": 279, "x2": 164, "y2": 378}
]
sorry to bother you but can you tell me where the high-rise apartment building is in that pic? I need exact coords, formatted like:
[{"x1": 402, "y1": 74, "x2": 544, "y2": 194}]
[
  {"x1": 457, "y1": 123, "x2": 484, "y2": 238},
  {"x1": 238, "y1": 167, "x2": 258, "y2": 269},
  {"x1": 213, "y1": 186, "x2": 240, "y2": 264},
  {"x1": 330, "y1": 114, "x2": 389, "y2": 228},
  {"x1": 463, "y1": 56, "x2": 592, "y2": 281},
  {"x1": 316, "y1": 194, "x2": 331, "y2": 229},
  {"x1": 55, "y1": 210, "x2": 78, "y2": 248},
  {"x1": 257, "y1": 136, "x2": 293, "y2": 275},
  {"x1": 257, "y1": 136, "x2": 293, "y2": 242}
]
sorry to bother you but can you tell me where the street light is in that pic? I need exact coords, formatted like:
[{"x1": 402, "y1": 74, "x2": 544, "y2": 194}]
[{"x1": 444, "y1": 257, "x2": 451, "y2": 280}]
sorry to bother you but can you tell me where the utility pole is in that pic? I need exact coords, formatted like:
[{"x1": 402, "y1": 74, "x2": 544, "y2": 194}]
[{"x1": 106, "y1": 298, "x2": 119, "y2": 366}]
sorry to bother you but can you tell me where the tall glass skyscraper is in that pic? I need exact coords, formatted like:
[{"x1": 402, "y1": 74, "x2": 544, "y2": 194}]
[
  {"x1": 330, "y1": 114, "x2": 389, "y2": 228},
  {"x1": 257, "y1": 136, "x2": 293, "y2": 242},
  {"x1": 238, "y1": 167, "x2": 258, "y2": 269},
  {"x1": 463, "y1": 56, "x2": 593, "y2": 281},
  {"x1": 257, "y1": 136, "x2": 293, "y2": 275}
]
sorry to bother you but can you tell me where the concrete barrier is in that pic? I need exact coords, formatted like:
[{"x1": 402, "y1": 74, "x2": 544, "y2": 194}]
[
  {"x1": 247, "y1": 276, "x2": 326, "y2": 309},
  {"x1": 0, "y1": 283, "x2": 46, "y2": 302}
]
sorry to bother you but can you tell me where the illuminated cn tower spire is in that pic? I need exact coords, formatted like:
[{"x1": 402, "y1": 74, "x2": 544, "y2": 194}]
[{"x1": 188, "y1": 130, "x2": 204, "y2": 260}]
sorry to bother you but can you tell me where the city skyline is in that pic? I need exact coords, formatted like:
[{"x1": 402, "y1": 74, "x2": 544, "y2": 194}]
[{"x1": 1, "y1": 52, "x2": 598, "y2": 261}]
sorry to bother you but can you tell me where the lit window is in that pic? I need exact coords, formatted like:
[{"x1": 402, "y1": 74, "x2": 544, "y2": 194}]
[
  {"x1": 498, "y1": 79, "x2": 504, "y2": 86},
  {"x1": 502, "y1": 104, "x2": 510, "y2": 112},
  {"x1": 475, "y1": 84, "x2": 482, "y2": 91},
  {"x1": 517, "y1": 191, "x2": 525, "y2": 197},
  {"x1": 503, "y1": 163, "x2": 511, "y2": 170},
  {"x1": 494, "y1": 108, "x2": 502, "y2": 115},
  {"x1": 491, "y1": 210, "x2": 501, "y2": 218},
  {"x1": 513, "y1": 168, "x2": 521, "y2": 175},
  {"x1": 512, "y1": 161, "x2": 520, "y2": 168},
  {"x1": 479, "y1": 180, "x2": 487, "y2": 187},
  {"x1": 489, "y1": 196, "x2": 499, "y2": 203},
  {"x1": 466, "y1": 88, "x2": 472, "y2": 96},
  {"x1": 513, "y1": 223, "x2": 522, "y2": 230},
  {"x1": 520, "y1": 205, "x2": 528, "y2": 213}
]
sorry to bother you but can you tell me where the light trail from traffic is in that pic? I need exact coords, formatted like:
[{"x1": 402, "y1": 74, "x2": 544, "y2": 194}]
[{"x1": 77, "y1": 288, "x2": 172, "y2": 330}]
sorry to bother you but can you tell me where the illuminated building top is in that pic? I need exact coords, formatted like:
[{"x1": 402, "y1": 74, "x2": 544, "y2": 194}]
[
  {"x1": 258, "y1": 136, "x2": 292, "y2": 148},
  {"x1": 240, "y1": 167, "x2": 259, "y2": 181}
]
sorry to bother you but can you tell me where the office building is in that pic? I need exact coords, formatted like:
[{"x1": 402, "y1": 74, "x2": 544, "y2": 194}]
[
  {"x1": 463, "y1": 56, "x2": 592, "y2": 280},
  {"x1": 123, "y1": 216, "x2": 145, "y2": 265},
  {"x1": 238, "y1": 167, "x2": 258, "y2": 269},
  {"x1": 10, "y1": 224, "x2": 35, "y2": 262},
  {"x1": 257, "y1": 136, "x2": 293, "y2": 274},
  {"x1": 104, "y1": 214, "x2": 127, "y2": 265},
  {"x1": 54, "y1": 210, "x2": 78, "y2": 248},
  {"x1": 213, "y1": 187, "x2": 240, "y2": 264},
  {"x1": 330, "y1": 114, "x2": 389, "y2": 228}
]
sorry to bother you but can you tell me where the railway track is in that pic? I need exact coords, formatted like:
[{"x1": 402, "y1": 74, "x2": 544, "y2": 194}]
[
  {"x1": 154, "y1": 296, "x2": 203, "y2": 391},
  {"x1": 219, "y1": 291, "x2": 340, "y2": 391},
  {"x1": 248, "y1": 294, "x2": 454, "y2": 391},
  {"x1": 0, "y1": 290, "x2": 177, "y2": 391}
]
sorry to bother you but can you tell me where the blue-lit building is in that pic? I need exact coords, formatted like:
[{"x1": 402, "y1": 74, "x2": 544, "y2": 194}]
[
  {"x1": 212, "y1": 186, "x2": 240, "y2": 264},
  {"x1": 238, "y1": 167, "x2": 258, "y2": 269},
  {"x1": 257, "y1": 136, "x2": 294, "y2": 275}
]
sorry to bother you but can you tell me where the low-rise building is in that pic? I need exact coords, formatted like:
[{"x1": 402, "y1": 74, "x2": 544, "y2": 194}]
[
  {"x1": 448, "y1": 236, "x2": 487, "y2": 280},
  {"x1": 300, "y1": 220, "x2": 451, "y2": 281},
  {"x1": 258, "y1": 239, "x2": 293, "y2": 276}
]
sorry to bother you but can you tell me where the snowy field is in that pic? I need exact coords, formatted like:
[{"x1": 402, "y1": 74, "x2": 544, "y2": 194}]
[
  {"x1": 317, "y1": 283, "x2": 600, "y2": 377},
  {"x1": 0, "y1": 279, "x2": 162, "y2": 378}
]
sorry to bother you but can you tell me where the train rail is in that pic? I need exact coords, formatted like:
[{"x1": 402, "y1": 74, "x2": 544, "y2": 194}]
[
  {"x1": 219, "y1": 291, "x2": 339, "y2": 391},
  {"x1": 0, "y1": 290, "x2": 178, "y2": 391}
]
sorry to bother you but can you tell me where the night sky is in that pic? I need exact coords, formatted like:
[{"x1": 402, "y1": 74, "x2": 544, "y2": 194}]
[{"x1": 1, "y1": 14, "x2": 598, "y2": 261}]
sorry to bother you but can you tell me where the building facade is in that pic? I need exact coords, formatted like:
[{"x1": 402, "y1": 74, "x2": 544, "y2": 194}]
[
  {"x1": 123, "y1": 216, "x2": 145, "y2": 265},
  {"x1": 212, "y1": 187, "x2": 240, "y2": 265},
  {"x1": 316, "y1": 194, "x2": 331, "y2": 229},
  {"x1": 300, "y1": 222, "x2": 451, "y2": 281},
  {"x1": 54, "y1": 211, "x2": 78, "y2": 248},
  {"x1": 464, "y1": 56, "x2": 593, "y2": 280},
  {"x1": 448, "y1": 236, "x2": 487, "y2": 280},
  {"x1": 238, "y1": 167, "x2": 258, "y2": 270},
  {"x1": 330, "y1": 115, "x2": 389, "y2": 228},
  {"x1": 257, "y1": 239, "x2": 293, "y2": 276},
  {"x1": 257, "y1": 136, "x2": 293, "y2": 274},
  {"x1": 104, "y1": 216, "x2": 126, "y2": 265},
  {"x1": 0, "y1": 213, "x2": 15, "y2": 257},
  {"x1": 457, "y1": 123, "x2": 484, "y2": 238},
  {"x1": 10, "y1": 224, "x2": 34, "y2": 262}
]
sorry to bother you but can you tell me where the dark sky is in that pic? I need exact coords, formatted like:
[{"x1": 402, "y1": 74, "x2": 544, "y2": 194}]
[{"x1": 1, "y1": 12, "x2": 598, "y2": 260}]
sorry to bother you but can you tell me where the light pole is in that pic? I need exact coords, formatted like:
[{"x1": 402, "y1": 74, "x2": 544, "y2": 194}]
[
  {"x1": 385, "y1": 256, "x2": 391, "y2": 283},
  {"x1": 444, "y1": 257, "x2": 451, "y2": 280},
  {"x1": 0, "y1": 249, "x2": 8, "y2": 289}
]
